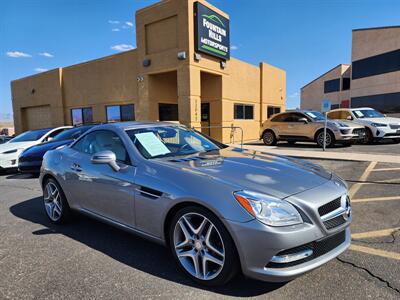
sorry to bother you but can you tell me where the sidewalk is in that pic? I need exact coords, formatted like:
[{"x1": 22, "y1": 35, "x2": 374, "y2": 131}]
[{"x1": 230, "y1": 144, "x2": 400, "y2": 163}]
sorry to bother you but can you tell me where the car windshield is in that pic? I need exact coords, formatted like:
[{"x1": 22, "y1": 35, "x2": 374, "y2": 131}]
[
  {"x1": 127, "y1": 126, "x2": 220, "y2": 159},
  {"x1": 353, "y1": 109, "x2": 384, "y2": 119},
  {"x1": 53, "y1": 126, "x2": 93, "y2": 141},
  {"x1": 9, "y1": 128, "x2": 51, "y2": 143},
  {"x1": 304, "y1": 111, "x2": 326, "y2": 121}
]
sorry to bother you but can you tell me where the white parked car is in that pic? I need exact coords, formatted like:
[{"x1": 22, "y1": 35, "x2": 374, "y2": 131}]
[
  {"x1": 0, "y1": 126, "x2": 71, "y2": 172},
  {"x1": 327, "y1": 107, "x2": 400, "y2": 144}
]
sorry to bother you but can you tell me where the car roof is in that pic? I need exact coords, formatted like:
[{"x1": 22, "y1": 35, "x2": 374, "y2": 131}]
[
  {"x1": 92, "y1": 121, "x2": 183, "y2": 131},
  {"x1": 330, "y1": 107, "x2": 373, "y2": 112}
]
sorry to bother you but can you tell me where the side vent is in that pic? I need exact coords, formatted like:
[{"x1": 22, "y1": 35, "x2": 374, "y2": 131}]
[{"x1": 138, "y1": 186, "x2": 163, "y2": 199}]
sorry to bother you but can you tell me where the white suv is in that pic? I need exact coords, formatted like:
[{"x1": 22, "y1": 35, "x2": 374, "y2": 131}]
[{"x1": 327, "y1": 107, "x2": 400, "y2": 144}]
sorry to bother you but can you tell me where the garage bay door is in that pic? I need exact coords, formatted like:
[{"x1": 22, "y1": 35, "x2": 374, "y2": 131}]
[{"x1": 22, "y1": 105, "x2": 51, "y2": 130}]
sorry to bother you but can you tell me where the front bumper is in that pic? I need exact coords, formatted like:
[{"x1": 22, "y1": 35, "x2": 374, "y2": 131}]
[
  {"x1": 371, "y1": 126, "x2": 400, "y2": 139},
  {"x1": 0, "y1": 154, "x2": 19, "y2": 169},
  {"x1": 18, "y1": 159, "x2": 42, "y2": 173},
  {"x1": 333, "y1": 128, "x2": 365, "y2": 141},
  {"x1": 226, "y1": 218, "x2": 350, "y2": 282}
]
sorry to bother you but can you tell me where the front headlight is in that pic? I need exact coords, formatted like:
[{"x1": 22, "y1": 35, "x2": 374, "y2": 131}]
[
  {"x1": 233, "y1": 190, "x2": 303, "y2": 226},
  {"x1": 371, "y1": 123, "x2": 387, "y2": 127},
  {"x1": 2, "y1": 148, "x2": 19, "y2": 154}
]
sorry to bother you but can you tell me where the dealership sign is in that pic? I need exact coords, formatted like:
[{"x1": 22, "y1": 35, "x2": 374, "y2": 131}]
[{"x1": 194, "y1": 2, "x2": 230, "y2": 60}]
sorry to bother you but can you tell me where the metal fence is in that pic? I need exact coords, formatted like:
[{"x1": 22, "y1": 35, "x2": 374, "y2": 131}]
[{"x1": 192, "y1": 125, "x2": 244, "y2": 148}]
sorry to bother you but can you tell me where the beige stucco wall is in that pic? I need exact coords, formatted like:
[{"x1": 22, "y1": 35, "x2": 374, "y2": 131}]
[
  {"x1": 351, "y1": 27, "x2": 400, "y2": 100},
  {"x1": 11, "y1": 69, "x2": 64, "y2": 132},
  {"x1": 10, "y1": 0, "x2": 286, "y2": 144},
  {"x1": 301, "y1": 64, "x2": 350, "y2": 111}
]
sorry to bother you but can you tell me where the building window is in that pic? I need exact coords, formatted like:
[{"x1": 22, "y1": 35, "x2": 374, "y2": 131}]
[
  {"x1": 159, "y1": 103, "x2": 179, "y2": 121},
  {"x1": 234, "y1": 104, "x2": 254, "y2": 120},
  {"x1": 351, "y1": 92, "x2": 400, "y2": 114},
  {"x1": 352, "y1": 49, "x2": 400, "y2": 80},
  {"x1": 106, "y1": 104, "x2": 135, "y2": 122},
  {"x1": 267, "y1": 106, "x2": 281, "y2": 119},
  {"x1": 71, "y1": 107, "x2": 93, "y2": 125},
  {"x1": 324, "y1": 79, "x2": 340, "y2": 93},
  {"x1": 330, "y1": 104, "x2": 340, "y2": 110},
  {"x1": 342, "y1": 78, "x2": 350, "y2": 90}
]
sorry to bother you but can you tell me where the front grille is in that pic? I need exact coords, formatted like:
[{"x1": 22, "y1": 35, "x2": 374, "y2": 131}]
[
  {"x1": 390, "y1": 124, "x2": 400, "y2": 130},
  {"x1": 323, "y1": 215, "x2": 347, "y2": 230},
  {"x1": 353, "y1": 128, "x2": 365, "y2": 136},
  {"x1": 266, "y1": 230, "x2": 346, "y2": 268},
  {"x1": 318, "y1": 197, "x2": 341, "y2": 216}
]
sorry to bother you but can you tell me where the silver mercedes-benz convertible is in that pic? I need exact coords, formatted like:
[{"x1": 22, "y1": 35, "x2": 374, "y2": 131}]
[{"x1": 39, "y1": 122, "x2": 351, "y2": 286}]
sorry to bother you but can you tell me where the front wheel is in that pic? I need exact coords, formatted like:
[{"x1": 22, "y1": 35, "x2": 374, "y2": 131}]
[
  {"x1": 169, "y1": 206, "x2": 238, "y2": 286},
  {"x1": 43, "y1": 178, "x2": 71, "y2": 224},
  {"x1": 262, "y1": 130, "x2": 277, "y2": 146},
  {"x1": 316, "y1": 130, "x2": 335, "y2": 148}
]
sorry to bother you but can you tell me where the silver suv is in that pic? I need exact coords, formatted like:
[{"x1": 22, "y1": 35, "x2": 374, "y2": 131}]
[{"x1": 260, "y1": 110, "x2": 365, "y2": 147}]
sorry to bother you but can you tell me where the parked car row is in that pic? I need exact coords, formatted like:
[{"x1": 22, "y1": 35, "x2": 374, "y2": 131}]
[{"x1": 260, "y1": 107, "x2": 400, "y2": 147}]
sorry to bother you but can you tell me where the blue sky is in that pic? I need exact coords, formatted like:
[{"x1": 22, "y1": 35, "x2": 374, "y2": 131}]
[{"x1": 1, "y1": 0, "x2": 399, "y2": 118}]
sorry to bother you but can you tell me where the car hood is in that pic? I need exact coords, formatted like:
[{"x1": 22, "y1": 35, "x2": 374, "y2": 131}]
[
  {"x1": 358, "y1": 117, "x2": 400, "y2": 124},
  {"x1": 21, "y1": 139, "x2": 72, "y2": 157},
  {"x1": 157, "y1": 147, "x2": 332, "y2": 199},
  {"x1": 0, "y1": 141, "x2": 38, "y2": 154}
]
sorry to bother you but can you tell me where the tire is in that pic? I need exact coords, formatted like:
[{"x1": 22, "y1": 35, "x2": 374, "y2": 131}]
[
  {"x1": 316, "y1": 130, "x2": 335, "y2": 148},
  {"x1": 168, "y1": 205, "x2": 239, "y2": 286},
  {"x1": 43, "y1": 178, "x2": 71, "y2": 224},
  {"x1": 262, "y1": 130, "x2": 277, "y2": 146},
  {"x1": 362, "y1": 128, "x2": 374, "y2": 144}
]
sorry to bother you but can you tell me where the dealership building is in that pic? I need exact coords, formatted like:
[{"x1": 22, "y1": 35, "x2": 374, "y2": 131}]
[
  {"x1": 11, "y1": 0, "x2": 286, "y2": 143},
  {"x1": 301, "y1": 26, "x2": 400, "y2": 115}
]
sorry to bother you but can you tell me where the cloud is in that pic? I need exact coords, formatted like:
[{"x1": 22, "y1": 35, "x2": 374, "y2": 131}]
[
  {"x1": 231, "y1": 45, "x2": 239, "y2": 50},
  {"x1": 39, "y1": 52, "x2": 54, "y2": 58},
  {"x1": 34, "y1": 68, "x2": 48, "y2": 72},
  {"x1": 6, "y1": 51, "x2": 31, "y2": 58},
  {"x1": 112, "y1": 28, "x2": 120, "y2": 32},
  {"x1": 288, "y1": 92, "x2": 299, "y2": 98},
  {"x1": 110, "y1": 44, "x2": 134, "y2": 52},
  {"x1": 125, "y1": 21, "x2": 133, "y2": 27},
  {"x1": 108, "y1": 20, "x2": 120, "y2": 24}
]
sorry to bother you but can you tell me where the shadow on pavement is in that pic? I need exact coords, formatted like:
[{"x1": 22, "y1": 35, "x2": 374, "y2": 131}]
[{"x1": 10, "y1": 196, "x2": 285, "y2": 297}]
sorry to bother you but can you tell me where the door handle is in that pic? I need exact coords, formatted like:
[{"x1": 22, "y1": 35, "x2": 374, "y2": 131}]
[{"x1": 71, "y1": 163, "x2": 82, "y2": 172}]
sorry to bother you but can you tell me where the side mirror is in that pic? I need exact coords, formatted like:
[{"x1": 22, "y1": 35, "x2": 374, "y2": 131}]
[
  {"x1": 299, "y1": 118, "x2": 308, "y2": 124},
  {"x1": 91, "y1": 150, "x2": 120, "y2": 172},
  {"x1": 346, "y1": 116, "x2": 353, "y2": 121}
]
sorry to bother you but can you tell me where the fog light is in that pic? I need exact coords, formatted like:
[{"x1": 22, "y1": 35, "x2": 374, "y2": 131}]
[
  {"x1": 11, "y1": 160, "x2": 16, "y2": 165},
  {"x1": 270, "y1": 249, "x2": 313, "y2": 264}
]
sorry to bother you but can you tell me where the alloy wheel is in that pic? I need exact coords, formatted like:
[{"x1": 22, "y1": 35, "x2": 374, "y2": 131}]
[
  {"x1": 173, "y1": 213, "x2": 225, "y2": 281},
  {"x1": 263, "y1": 132, "x2": 274, "y2": 145},
  {"x1": 317, "y1": 132, "x2": 331, "y2": 147},
  {"x1": 43, "y1": 181, "x2": 63, "y2": 222}
]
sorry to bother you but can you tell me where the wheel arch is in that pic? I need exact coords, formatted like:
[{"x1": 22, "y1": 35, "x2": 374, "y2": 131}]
[{"x1": 314, "y1": 127, "x2": 334, "y2": 141}]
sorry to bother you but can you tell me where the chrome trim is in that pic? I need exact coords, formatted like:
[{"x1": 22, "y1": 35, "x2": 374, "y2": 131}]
[
  {"x1": 270, "y1": 249, "x2": 313, "y2": 264},
  {"x1": 320, "y1": 207, "x2": 347, "y2": 222},
  {"x1": 136, "y1": 188, "x2": 161, "y2": 199}
]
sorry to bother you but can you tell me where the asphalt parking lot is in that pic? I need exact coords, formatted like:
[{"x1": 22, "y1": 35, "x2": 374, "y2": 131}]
[{"x1": 0, "y1": 158, "x2": 399, "y2": 299}]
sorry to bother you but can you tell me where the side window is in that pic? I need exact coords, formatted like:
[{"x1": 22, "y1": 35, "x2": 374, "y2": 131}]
[
  {"x1": 45, "y1": 128, "x2": 66, "y2": 141},
  {"x1": 292, "y1": 113, "x2": 308, "y2": 122},
  {"x1": 271, "y1": 114, "x2": 287, "y2": 122},
  {"x1": 327, "y1": 111, "x2": 340, "y2": 119},
  {"x1": 73, "y1": 130, "x2": 130, "y2": 164},
  {"x1": 340, "y1": 111, "x2": 352, "y2": 120}
]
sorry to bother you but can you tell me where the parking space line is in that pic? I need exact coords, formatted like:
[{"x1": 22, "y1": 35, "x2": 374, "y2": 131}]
[
  {"x1": 352, "y1": 227, "x2": 400, "y2": 239},
  {"x1": 349, "y1": 244, "x2": 400, "y2": 261},
  {"x1": 372, "y1": 167, "x2": 400, "y2": 172},
  {"x1": 352, "y1": 196, "x2": 400, "y2": 203},
  {"x1": 349, "y1": 161, "x2": 377, "y2": 198}
]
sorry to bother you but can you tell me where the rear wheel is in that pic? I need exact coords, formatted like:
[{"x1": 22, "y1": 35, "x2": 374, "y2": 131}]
[
  {"x1": 262, "y1": 130, "x2": 277, "y2": 146},
  {"x1": 168, "y1": 206, "x2": 238, "y2": 286},
  {"x1": 316, "y1": 130, "x2": 335, "y2": 148},
  {"x1": 43, "y1": 178, "x2": 71, "y2": 224}
]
